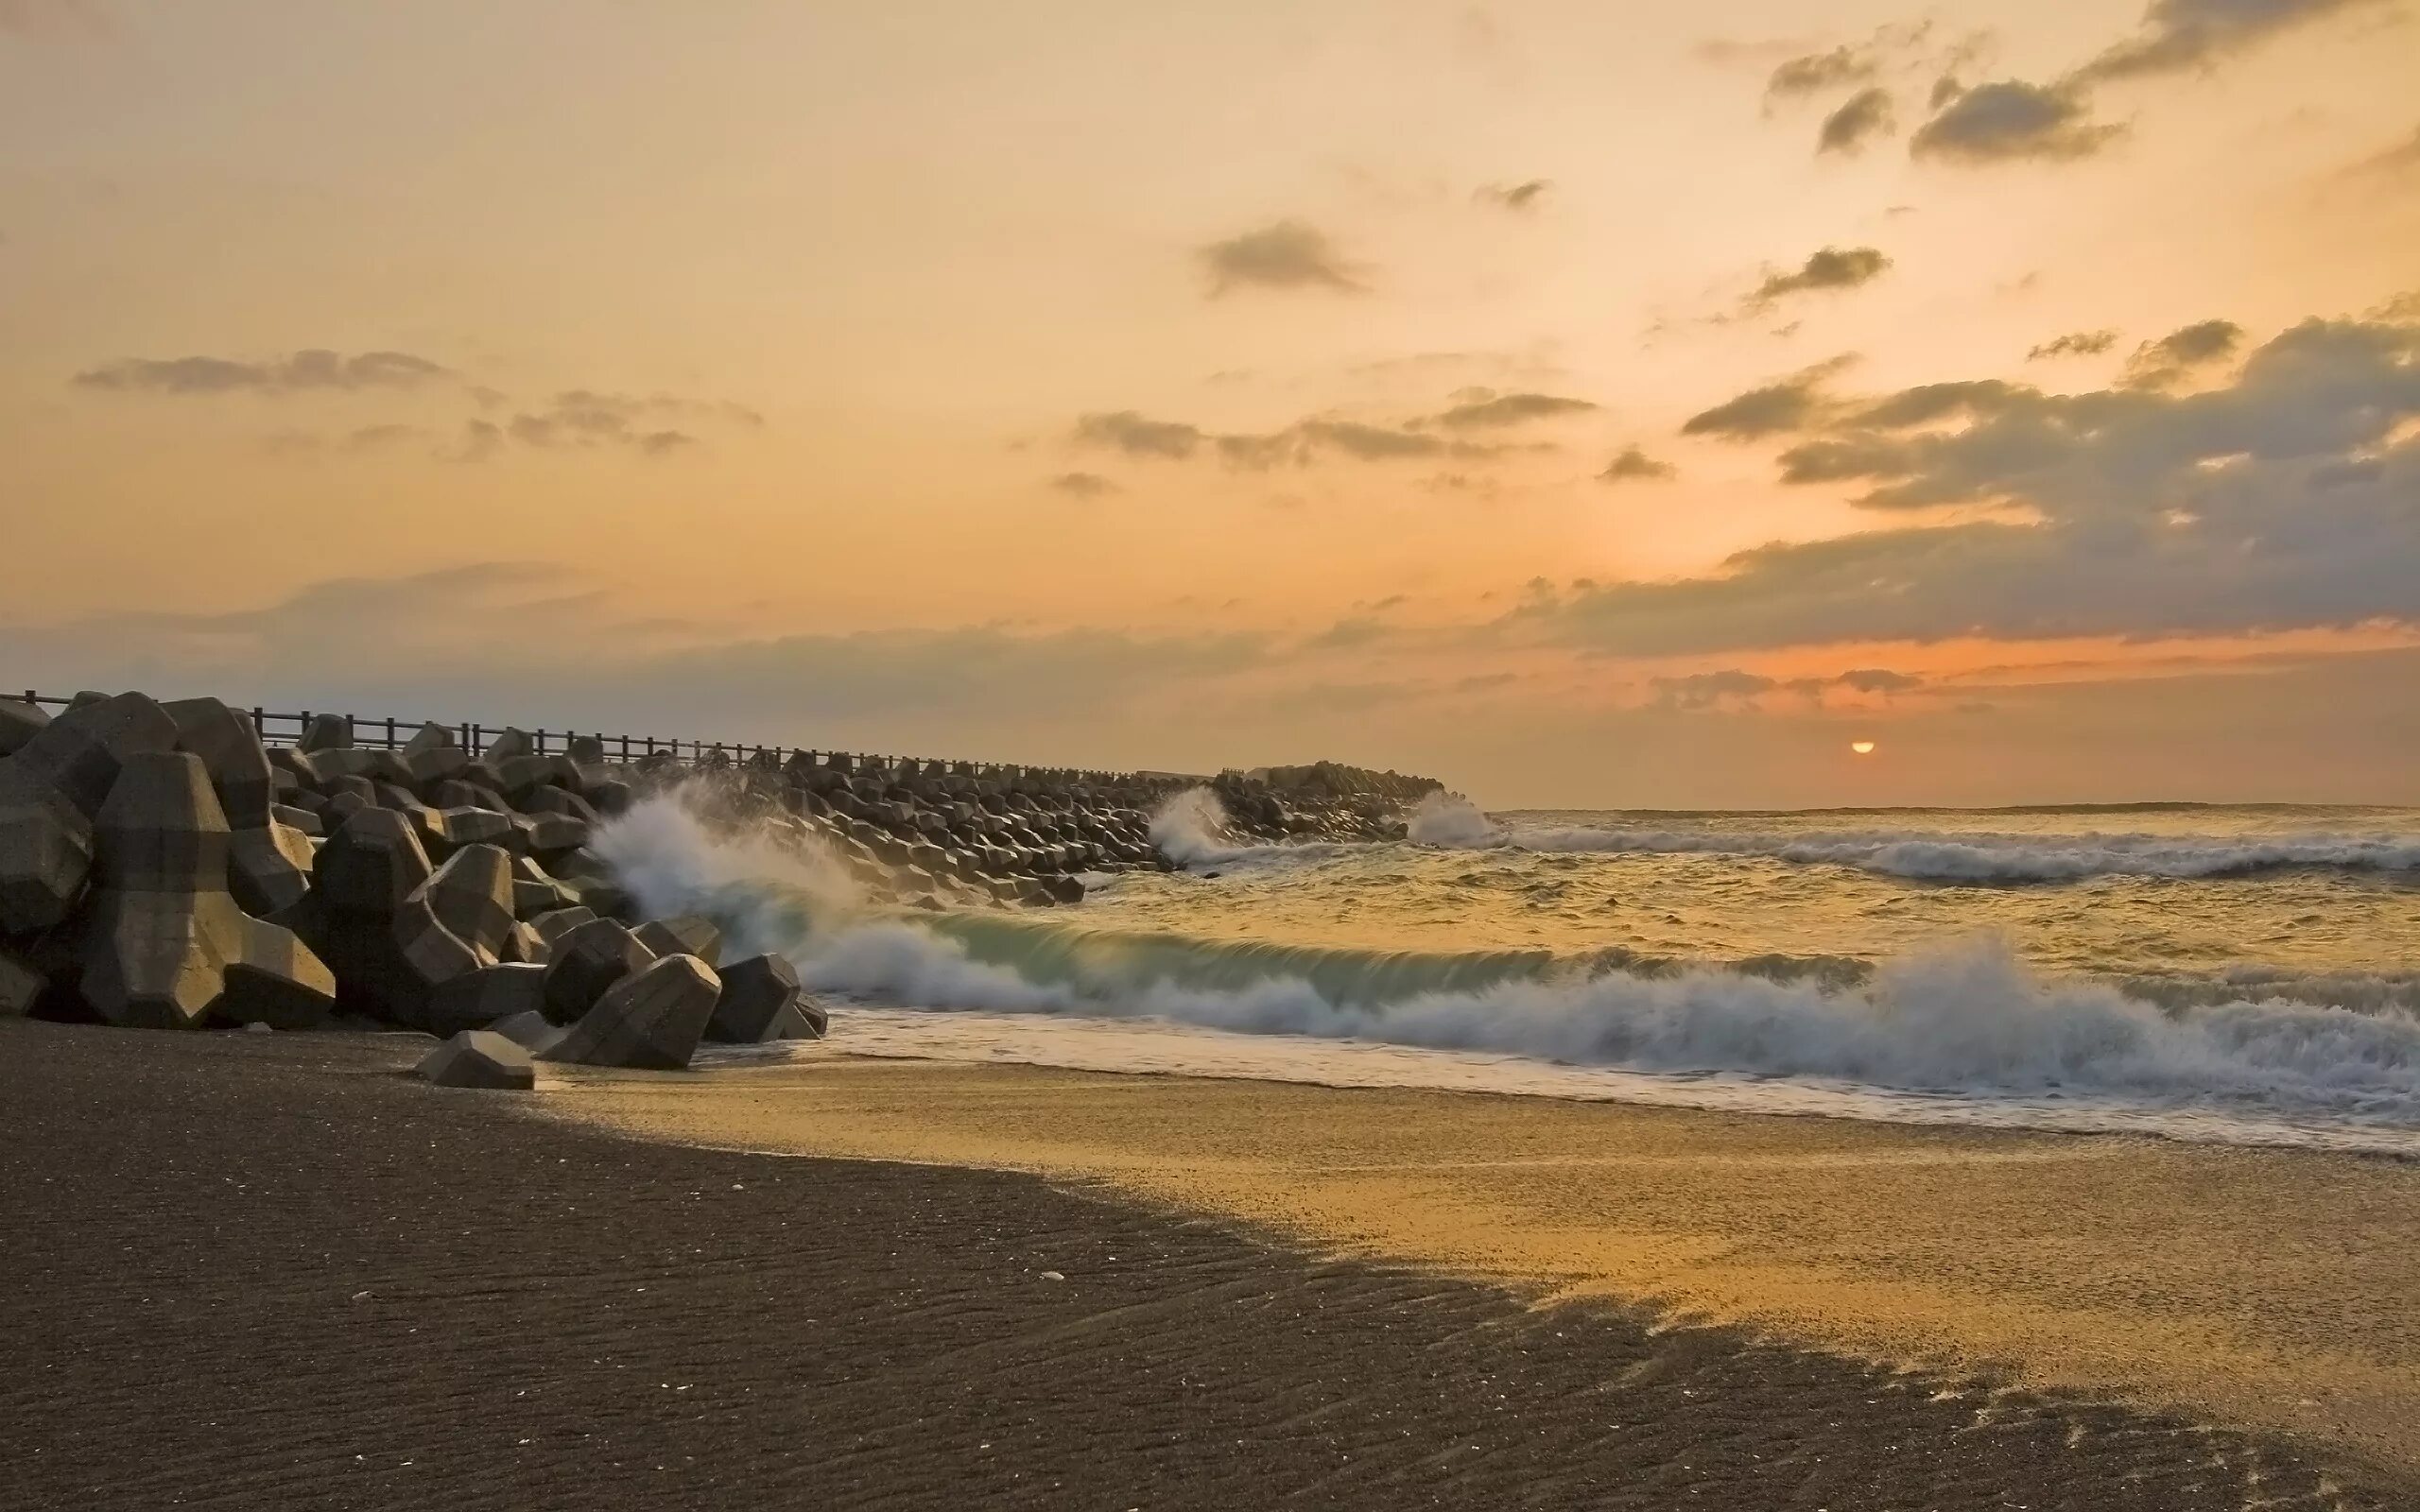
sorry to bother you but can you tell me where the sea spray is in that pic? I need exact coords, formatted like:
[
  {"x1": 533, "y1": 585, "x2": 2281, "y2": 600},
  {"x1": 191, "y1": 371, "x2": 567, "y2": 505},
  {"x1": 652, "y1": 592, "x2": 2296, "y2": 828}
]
[
  {"x1": 588, "y1": 788, "x2": 865, "y2": 958},
  {"x1": 587, "y1": 793, "x2": 2420, "y2": 1143},
  {"x1": 1407, "y1": 791, "x2": 1503, "y2": 848},
  {"x1": 1148, "y1": 786, "x2": 1236, "y2": 866}
]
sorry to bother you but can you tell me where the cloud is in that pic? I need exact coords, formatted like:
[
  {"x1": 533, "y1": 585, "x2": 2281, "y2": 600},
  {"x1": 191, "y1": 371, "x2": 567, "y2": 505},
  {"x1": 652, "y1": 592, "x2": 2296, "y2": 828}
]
[
  {"x1": 1515, "y1": 313, "x2": 2420, "y2": 654},
  {"x1": 501, "y1": 390, "x2": 739, "y2": 456},
  {"x1": 1074, "y1": 397, "x2": 1555, "y2": 471},
  {"x1": 1697, "y1": 35, "x2": 1824, "y2": 68},
  {"x1": 1199, "y1": 219, "x2": 1368, "y2": 296},
  {"x1": 2029, "y1": 329, "x2": 2120, "y2": 360},
  {"x1": 1828, "y1": 667, "x2": 1926, "y2": 694},
  {"x1": 1650, "y1": 669, "x2": 1777, "y2": 709},
  {"x1": 2349, "y1": 124, "x2": 2420, "y2": 177},
  {"x1": 1744, "y1": 247, "x2": 1892, "y2": 310},
  {"x1": 72, "y1": 349, "x2": 453, "y2": 395},
  {"x1": 1047, "y1": 471, "x2": 1119, "y2": 498},
  {"x1": 1073, "y1": 410, "x2": 1205, "y2": 459},
  {"x1": 1292, "y1": 420, "x2": 1446, "y2": 459},
  {"x1": 0, "y1": 563, "x2": 1275, "y2": 750},
  {"x1": 1907, "y1": 4, "x2": 2379, "y2": 170},
  {"x1": 2076, "y1": 0, "x2": 2393, "y2": 83},
  {"x1": 1430, "y1": 390, "x2": 1597, "y2": 428},
  {"x1": 1599, "y1": 446, "x2": 1677, "y2": 483},
  {"x1": 455, "y1": 419, "x2": 505, "y2": 464},
  {"x1": 1474, "y1": 180, "x2": 1552, "y2": 212},
  {"x1": 1680, "y1": 356, "x2": 1857, "y2": 440},
  {"x1": 1765, "y1": 44, "x2": 1880, "y2": 100},
  {"x1": 1818, "y1": 88, "x2": 1897, "y2": 153},
  {"x1": 1910, "y1": 79, "x2": 2125, "y2": 163},
  {"x1": 2120, "y1": 318, "x2": 2244, "y2": 387},
  {"x1": 1651, "y1": 666, "x2": 1928, "y2": 710}
]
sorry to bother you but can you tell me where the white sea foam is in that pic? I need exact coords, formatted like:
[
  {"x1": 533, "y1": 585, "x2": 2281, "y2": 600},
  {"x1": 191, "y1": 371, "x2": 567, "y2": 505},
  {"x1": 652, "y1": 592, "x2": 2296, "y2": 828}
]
[
  {"x1": 1451, "y1": 820, "x2": 2420, "y2": 882},
  {"x1": 1407, "y1": 791, "x2": 1504, "y2": 848},
  {"x1": 596, "y1": 796, "x2": 2420, "y2": 1152},
  {"x1": 1145, "y1": 785, "x2": 1374, "y2": 871},
  {"x1": 1146, "y1": 786, "x2": 1236, "y2": 866}
]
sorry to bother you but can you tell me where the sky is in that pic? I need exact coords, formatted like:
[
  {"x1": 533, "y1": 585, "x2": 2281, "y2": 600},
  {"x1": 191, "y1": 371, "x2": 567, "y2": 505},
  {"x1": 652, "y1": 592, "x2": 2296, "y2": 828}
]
[{"x1": 3, "y1": 0, "x2": 2416, "y2": 807}]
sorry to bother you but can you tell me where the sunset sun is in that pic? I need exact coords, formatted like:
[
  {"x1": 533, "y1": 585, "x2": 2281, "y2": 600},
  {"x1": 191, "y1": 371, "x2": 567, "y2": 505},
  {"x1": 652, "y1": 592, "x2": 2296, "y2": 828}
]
[{"x1": 1851, "y1": 741, "x2": 1876, "y2": 755}]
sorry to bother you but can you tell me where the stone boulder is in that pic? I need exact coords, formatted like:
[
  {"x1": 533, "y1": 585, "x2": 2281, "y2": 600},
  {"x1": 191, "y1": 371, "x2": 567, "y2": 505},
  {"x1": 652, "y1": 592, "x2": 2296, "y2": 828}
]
[
  {"x1": 541, "y1": 953, "x2": 720, "y2": 1071},
  {"x1": 707, "y1": 953, "x2": 826, "y2": 1043},
  {"x1": 539, "y1": 917, "x2": 655, "y2": 1024},
  {"x1": 416, "y1": 1030, "x2": 535, "y2": 1091}
]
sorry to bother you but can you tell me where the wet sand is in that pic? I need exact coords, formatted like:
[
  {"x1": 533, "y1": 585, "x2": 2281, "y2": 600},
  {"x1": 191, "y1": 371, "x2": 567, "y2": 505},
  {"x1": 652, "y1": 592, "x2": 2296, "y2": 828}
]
[
  {"x1": 4, "y1": 1020, "x2": 2411, "y2": 1510},
  {"x1": 540, "y1": 1048, "x2": 2420, "y2": 1482}
]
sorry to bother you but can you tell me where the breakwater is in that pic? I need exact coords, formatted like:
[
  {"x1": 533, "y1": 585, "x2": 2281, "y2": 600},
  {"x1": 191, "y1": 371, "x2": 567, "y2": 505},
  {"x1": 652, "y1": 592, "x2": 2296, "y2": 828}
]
[{"x1": 0, "y1": 688, "x2": 1441, "y2": 1078}]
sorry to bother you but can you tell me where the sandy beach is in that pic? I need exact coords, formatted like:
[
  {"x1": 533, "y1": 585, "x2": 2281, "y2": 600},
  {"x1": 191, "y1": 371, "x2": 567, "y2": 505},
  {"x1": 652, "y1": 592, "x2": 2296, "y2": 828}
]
[
  {"x1": 539, "y1": 1046, "x2": 2420, "y2": 1484},
  {"x1": 6, "y1": 1019, "x2": 2410, "y2": 1511}
]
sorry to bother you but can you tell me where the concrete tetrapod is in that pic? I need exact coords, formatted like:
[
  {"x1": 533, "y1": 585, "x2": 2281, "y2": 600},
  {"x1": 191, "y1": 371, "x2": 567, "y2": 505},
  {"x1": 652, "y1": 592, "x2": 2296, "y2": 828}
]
[
  {"x1": 167, "y1": 694, "x2": 313, "y2": 915},
  {"x1": 541, "y1": 952, "x2": 721, "y2": 1071},
  {"x1": 77, "y1": 751, "x2": 336, "y2": 1030},
  {"x1": 539, "y1": 918, "x2": 655, "y2": 1024},
  {"x1": 0, "y1": 697, "x2": 49, "y2": 758},
  {"x1": 416, "y1": 1029, "x2": 536, "y2": 1090},
  {"x1": 423, "y1": 962, "x2": 549, "y2": 1037},
  {"x1": 279, "y1": 807, "x2": 481, "y2": 1029},
  {"x1": 417, "y1": 844, "x2": 517, "y2": 959},
  {"x1": 706, "y1": 952, "x2": 827, "y2": 1043},
  {"x1": 635, "y1": 915, "x2": 722, "y2": 967}
]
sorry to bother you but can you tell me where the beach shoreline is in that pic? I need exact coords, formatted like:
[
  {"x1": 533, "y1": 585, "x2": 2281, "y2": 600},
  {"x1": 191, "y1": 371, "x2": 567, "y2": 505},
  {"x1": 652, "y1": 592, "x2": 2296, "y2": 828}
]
[
  {"x1": 534, "y1": 1044, "x2": 2420, "y2": 1481},
  {"x1": 8, "y1": 1018, "x2": 2412, "y2": 1510}
]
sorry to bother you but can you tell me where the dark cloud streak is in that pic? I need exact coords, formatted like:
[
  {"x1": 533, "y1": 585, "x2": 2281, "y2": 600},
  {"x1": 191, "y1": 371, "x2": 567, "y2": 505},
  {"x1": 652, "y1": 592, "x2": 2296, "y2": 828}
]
[{"x1": 73, "y1": 349, "x2": 453, "y2": 395}]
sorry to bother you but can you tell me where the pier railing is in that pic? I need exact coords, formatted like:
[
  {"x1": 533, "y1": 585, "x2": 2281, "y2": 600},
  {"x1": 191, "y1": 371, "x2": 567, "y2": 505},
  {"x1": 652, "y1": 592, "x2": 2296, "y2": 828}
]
[{"x1": 9, "y1": 689, "x2": 1153, "y2": 786}]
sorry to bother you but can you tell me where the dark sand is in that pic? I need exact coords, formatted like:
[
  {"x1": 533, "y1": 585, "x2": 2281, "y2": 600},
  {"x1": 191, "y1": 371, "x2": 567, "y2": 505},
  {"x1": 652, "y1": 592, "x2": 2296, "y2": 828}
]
[{"x1": 3, "y1": 1021, "x2": 2407, "y2": 1511}]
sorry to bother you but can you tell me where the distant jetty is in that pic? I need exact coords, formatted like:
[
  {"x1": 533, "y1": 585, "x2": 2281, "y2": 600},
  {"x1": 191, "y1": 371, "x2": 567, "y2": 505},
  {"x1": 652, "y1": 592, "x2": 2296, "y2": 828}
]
[{"x1": 0, "y1": 689, "x2": 1440, "y2": 1079}]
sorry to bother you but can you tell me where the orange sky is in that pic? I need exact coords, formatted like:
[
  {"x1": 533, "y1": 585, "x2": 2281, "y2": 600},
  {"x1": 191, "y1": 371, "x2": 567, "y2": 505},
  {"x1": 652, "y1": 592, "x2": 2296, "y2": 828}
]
[{"x1": 3, "y1": 0, "x2": 2416, "y2": 805}]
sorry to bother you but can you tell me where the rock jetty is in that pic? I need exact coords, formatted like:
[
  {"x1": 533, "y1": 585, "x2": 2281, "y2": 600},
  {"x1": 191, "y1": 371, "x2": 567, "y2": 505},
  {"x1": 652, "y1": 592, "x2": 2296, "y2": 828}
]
[{"x1": 0, "y1": 690, "x2": 1441, "y2": 1076}]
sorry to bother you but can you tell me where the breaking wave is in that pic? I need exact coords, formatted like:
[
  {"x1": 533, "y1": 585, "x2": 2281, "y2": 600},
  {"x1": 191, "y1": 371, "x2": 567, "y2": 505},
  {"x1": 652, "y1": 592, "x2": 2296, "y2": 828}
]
[
  {"x1": 1407, "y1": 791, "x2": 1504, "y2": 847},
  {"x1": 1146, "y1": 786, "x2": 1237, "y2": 866},
  {"x1": 1422, "y1": 814, "x2": 2420, "y2": 883},
  {"x1": 596, "y1": 797, "x2": 2420, "y2": 1151}
]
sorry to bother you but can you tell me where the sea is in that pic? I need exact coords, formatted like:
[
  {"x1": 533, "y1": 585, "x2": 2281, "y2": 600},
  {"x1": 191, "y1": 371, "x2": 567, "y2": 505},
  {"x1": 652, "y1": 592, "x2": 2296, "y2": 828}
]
[{"x1": 595, "y1": 790, "x2": 2420, "y2": 1157}]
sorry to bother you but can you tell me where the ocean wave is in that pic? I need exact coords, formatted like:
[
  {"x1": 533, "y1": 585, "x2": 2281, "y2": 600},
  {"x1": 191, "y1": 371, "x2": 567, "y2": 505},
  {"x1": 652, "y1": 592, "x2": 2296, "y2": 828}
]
[
  {"x1": 1146, "y1": 786, "x2": 1236, "y2": 866},
  {"x1": 1417, "y1": 808, "x2": 2420, "y2": 882},
  {"x1": 1144, "y1": 785, "x2": 1379, "y2": 871},
  {"x1": 593, "y1": 797, "x2": 2420, "y2": 1143},
  {"x1": 1407, "y1": 791, "x2": 1504, "y2": 848}
]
